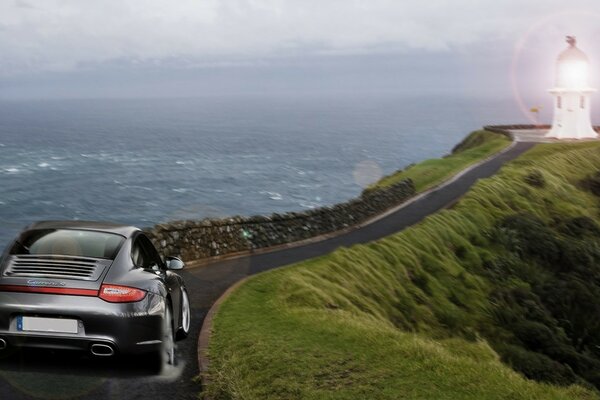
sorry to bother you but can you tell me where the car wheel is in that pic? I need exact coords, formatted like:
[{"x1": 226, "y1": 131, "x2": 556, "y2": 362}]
[
  {"x1": 176, "y1": 289, "x2": 191, "y2": 340},
  {"x1": 162, "y1": 304, "x2": 176, "y2": 366}
]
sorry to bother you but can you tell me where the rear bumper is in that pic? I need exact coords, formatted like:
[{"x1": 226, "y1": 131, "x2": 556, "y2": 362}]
[{"x1": 0, "y1": 290, "x2": 166, "y2": 354}]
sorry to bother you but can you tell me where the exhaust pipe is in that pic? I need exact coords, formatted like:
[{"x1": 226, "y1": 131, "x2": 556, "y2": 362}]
[
  {"x1": 0, "y1": 338, "x2": 6, "y2": 350},
  {"x1": 90, "y1": 343, "x2": 114, "y2": 357}
]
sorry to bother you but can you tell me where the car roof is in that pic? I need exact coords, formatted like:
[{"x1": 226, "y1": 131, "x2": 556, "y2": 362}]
[{"x1": 24, "y1": 220, "x2": 140, "y2": 238}]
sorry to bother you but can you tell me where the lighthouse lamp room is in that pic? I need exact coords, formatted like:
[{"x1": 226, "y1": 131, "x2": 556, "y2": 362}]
[{"x1": 547, "y1": 36, "x2": 598, "y2": 139}]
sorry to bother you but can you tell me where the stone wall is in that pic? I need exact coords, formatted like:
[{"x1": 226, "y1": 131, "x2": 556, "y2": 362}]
[{"x1": 146, "y1": 179, "x2": 415, "y2": 262}]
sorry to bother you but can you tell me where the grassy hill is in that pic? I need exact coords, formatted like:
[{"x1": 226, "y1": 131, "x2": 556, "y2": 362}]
[
  {"x1": 374, "y1": 129, "x2": 511, "y2": 192},
  {"x1": 205, "y1": 133, "x2": 600, "y2": 399}
]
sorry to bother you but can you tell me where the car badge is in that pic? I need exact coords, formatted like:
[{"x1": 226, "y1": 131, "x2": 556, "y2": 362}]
[{"x1": 27, "y1": 280, "x2": 67, "y2": 287}]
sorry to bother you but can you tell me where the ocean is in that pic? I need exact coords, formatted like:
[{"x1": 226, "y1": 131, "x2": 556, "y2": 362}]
[{"x1": 0, "y1": 94, "x2": 544, "y2": 245}]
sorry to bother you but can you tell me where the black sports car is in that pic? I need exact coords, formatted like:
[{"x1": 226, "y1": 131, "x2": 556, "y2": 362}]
[{"x1": 0, "y1": 221, "x2": 191, "y2": 366}]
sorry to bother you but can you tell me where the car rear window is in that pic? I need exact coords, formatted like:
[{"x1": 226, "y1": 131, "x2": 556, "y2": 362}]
[{"x1": 10, "y1": 229, "x2": 125, "y2": 260}]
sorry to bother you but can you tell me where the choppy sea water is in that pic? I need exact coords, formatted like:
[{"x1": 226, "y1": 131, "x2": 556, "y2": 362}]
[{"x1": 0, "y1": 94, "x2": 544, "y2": 245}]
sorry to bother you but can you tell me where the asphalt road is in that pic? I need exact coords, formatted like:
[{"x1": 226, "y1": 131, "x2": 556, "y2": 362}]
[{"x1": 0, "y1": 142, "x2": 534, "y2": 400}]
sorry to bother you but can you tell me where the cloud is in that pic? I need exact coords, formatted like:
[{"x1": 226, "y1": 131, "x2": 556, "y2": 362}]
[
  {"x1": 14, "y1": 0, "x2": 35, "y2": 9},
  {"x1": 0, "y1": 0, "x2": 599, "y2": 79}
]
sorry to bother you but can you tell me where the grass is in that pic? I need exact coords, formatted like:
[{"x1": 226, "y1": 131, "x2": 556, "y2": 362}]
[
  {"x1": 205, "y1": 136, "x2": 600, "y2": 399},
  {"x1": 374, "y1": 130, "x2": 511, "y2": 192}
]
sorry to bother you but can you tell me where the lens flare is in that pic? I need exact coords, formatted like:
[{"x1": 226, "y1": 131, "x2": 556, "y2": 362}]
[
  {"x1": 510, "y1": 11, "x2": 600, "y2": 123},
  {"x1": 353, "y1": 160, "x2": 383, "y2": 188}
]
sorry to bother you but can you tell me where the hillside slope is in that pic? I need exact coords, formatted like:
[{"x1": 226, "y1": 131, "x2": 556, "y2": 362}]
[
  {"x1": 206, "y1": 138, "x2": 600, "y2": 399},
  {"x1": 374, "y1": 129, "x2": 510, "y2": 192}
]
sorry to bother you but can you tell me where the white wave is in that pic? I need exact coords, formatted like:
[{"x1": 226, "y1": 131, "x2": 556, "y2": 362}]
[
  {"x1": 240, "y1": 154, "x2": 267, "y2": 159},
  {"x1": 38, "y1": 162, "x2": 50, "y2": 168},
  {"x1": 299, "y1": 201, "x2": 320, "y2": 209},
  {"x1": 172, "y1": 188, "x2": 189, "y2": 193},
  {"x1": 260, "y1": 191, "x2": 282, "y2": 201},
  {"x1": 4, "y1": 167, "x2": 19, "y2": 174},
  {"x1": 118, "y1": 185, "x2": 153, "y2": 191}
]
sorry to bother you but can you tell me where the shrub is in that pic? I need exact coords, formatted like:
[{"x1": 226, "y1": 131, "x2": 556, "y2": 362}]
[
  {"x1": 537, "y1": 277, "x2": 600, "y2": 353},
  {"x1": 511, "y1": 320, "x2": 561, "y2": 351},
  {"x1": 497, "y1": 344, "x2": 578, "y2": 385},
  {"x1": 557, "y1": 239, "x2": 595, "y2": 271},
  {"x1": 581, "y1": 171, "x2": 600, "y2": 196},
  {"x1": 524, "y1": 169, "x2": 546, "y2": 187},
  {"x1": 482, "y1": 255, "x2": 520, "y2": 282},
  {"x1": 499, "y1": 214, "x2": 562, "y2": 265},
  {"x1": 560, "y1": 216, "x2": 600, "y2": 238}
]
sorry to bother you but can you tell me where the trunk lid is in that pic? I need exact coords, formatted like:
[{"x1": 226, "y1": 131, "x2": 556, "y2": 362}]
[{"x1": 0, "y1": 254, "x2": 113, "y2": 291}]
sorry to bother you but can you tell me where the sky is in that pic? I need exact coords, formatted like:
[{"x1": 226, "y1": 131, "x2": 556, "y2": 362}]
[{"x1": 1, "y1": 0, "x2": 600, "y2": 100}]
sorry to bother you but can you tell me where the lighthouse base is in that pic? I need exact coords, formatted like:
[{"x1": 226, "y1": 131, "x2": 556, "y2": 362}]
[
  {"x1": 545, "y1": 125, "x2": 598, "y2": 140},
  {"x1": 483, "y1": 125, "x2": 600, "y2": 143}
]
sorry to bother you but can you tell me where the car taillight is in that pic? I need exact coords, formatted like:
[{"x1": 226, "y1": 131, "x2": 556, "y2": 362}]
[{"x1": 99, "y1": 284, "x2": 147, "y2": 303}]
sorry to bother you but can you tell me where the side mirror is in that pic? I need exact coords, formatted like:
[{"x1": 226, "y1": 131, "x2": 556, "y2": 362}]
[{"x1": 165, "y1": 256, "x2": 185, "y2": 270}]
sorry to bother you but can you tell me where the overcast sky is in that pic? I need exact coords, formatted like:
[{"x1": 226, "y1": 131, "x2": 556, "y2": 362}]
[{"x1": 1, "y1": 0, "x2": 599, "y2": 99}]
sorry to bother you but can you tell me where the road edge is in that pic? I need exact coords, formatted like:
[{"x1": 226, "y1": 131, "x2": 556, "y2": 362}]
[{"x1": 197, "y1": 276, "x2": 250, "y2": 398}]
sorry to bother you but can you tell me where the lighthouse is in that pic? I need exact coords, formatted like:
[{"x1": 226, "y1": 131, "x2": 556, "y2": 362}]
[{"x1": 546, "y1": 36, "x2": 597, "y2": 140}]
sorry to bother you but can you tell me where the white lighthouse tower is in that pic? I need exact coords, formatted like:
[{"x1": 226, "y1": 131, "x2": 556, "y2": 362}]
[{"x1": 546, "y1": 36, "x2": 597, "y2": 140}]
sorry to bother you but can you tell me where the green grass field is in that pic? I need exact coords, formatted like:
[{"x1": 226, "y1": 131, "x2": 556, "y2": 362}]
[
  {"x1": 205, "y1": 135, "x2": 600, "y2": 399},
  {"x1": 374, "y1": 130, "x2": 511, "y2": 192}
]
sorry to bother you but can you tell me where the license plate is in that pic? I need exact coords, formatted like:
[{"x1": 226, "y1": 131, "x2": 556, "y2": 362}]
[{"x1": 17, "y1": 316, "x2": 78, "y2": 334}]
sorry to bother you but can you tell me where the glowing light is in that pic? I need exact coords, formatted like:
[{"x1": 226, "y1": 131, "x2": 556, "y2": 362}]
[
  {"x1": 510, "y1": 11, "x2": 600, "y2": 123},
  {"x1": 557, "y1": 60, "x2": 589, "y2": 88}
]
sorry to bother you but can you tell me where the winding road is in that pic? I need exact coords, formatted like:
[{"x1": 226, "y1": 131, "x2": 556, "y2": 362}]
[{"x1": 0, "y1": 141, "x2": 534, "y2": 400}]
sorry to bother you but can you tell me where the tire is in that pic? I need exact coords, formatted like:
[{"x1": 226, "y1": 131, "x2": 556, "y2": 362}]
[
  {"x1": 147, "y1": 303, "x2": 175, "y2": 371},
  {"x1": 176, "y1": 289, "x2": 191, "y2": 341},
  {"x1": 163, "y1": 305, "x2": 176, "y2": 366}
]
